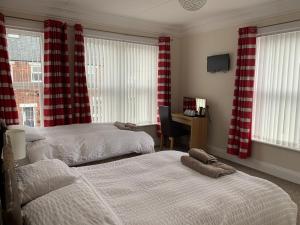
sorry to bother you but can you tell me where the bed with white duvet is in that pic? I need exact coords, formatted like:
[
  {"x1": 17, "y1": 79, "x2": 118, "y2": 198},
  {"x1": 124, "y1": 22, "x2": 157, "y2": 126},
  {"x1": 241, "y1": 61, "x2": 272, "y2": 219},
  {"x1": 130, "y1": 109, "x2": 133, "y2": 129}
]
[
  {"x1": 20, "y1": 151, "x2": 298, "y2": 225},
  {"x1": 22, "y1": 123, "x2": 155, "y2": 166}
]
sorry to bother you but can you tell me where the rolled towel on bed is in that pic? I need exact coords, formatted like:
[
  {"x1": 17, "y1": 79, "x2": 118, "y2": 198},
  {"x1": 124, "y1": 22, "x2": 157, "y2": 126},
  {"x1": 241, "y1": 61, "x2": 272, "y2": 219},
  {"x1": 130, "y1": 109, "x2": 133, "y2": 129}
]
[
  {"x1": 189, "y1": 148, "x2": 217, "y2": 164},
  {"x1": 114, "y1": 121, "x2": 137, "y2": 131},
  {"x1": 212, "y1": 161, "x2": 236, "y2": 174},
  {"x1": 181, "y1": 156, "x2": 236, "y2": 178},
  {"x1": 125, "y1": 122, "x2": 137, "y2": 130}
]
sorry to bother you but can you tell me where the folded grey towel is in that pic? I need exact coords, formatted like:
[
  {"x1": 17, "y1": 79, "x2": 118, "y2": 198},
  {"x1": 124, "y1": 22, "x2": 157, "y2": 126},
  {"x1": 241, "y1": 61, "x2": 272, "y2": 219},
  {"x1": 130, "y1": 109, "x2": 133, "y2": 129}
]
[
  {"x1": 189, "y1": 148, "x2": 217, "y2": 164},
  {"x1": 125, "y1": 122, "x2": 137, "y2": 130},
  {"x1": 114, "y1": 121, "x2": 137, "y2": 131},
  {"x1": 181, "y1": 156, "x2": 236, "y2": 178},
  {"x1": 211, "y1": 161, "x2": 236, "y2": 174}
]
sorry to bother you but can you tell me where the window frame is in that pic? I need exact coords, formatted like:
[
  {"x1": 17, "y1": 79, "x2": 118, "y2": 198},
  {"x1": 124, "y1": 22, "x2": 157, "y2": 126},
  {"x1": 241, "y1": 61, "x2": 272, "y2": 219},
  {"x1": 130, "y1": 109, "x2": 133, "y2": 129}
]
[
  {"x1": 252, "y1": 26, "x2": 300, "y2": 152},
  {"x1": 7, "y1": 28, "x2": 45, "y2": 127},
  {"x1": 20, "y1": 103, "x2": 37, "y2": 127},
  {"x1": 9, "y1": 61, "x2": 15, "y2": 82},
  {"x1": 84, "y1": 33, "x2": 158, "y2": 125},
  {"x1": 29, "y1": 62, "x2": 43, "y2": 83}
]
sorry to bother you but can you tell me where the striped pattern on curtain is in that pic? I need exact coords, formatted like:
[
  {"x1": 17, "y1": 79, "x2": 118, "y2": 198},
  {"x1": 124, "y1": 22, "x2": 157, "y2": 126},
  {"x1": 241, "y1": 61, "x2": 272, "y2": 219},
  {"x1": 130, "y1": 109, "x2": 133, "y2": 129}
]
[
  {"x1": 157, "y1": 36, "x2": 171, "y2": 134},
  {"x1": 73, "y1": 24, "x2": 91, "y2": 124},
  {"x1": 0, "y1": 13, "x2": 19, "y2": 125},
  {"x1": 43, "y1": 19, "x2": 72, "y2": 127},
  {"x1": 227, "y1": 27, "x2": 257, "y2": 159}
]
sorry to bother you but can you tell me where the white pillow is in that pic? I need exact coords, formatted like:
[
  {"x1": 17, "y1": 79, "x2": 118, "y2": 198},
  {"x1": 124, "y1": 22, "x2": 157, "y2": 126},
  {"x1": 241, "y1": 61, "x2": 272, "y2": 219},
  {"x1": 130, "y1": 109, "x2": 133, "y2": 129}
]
[
  {"x1": 26, "y1": 141, "x2": 50, "y2": 163},
  {"x1": 16, "y1": 159, "x2": 80, "y2": 205},
  {"x1": 25, "y1": 132, "x2": 45, "y2": 142},
  {"x1": 8, "y1": 125, "x2": 46, "y2": 142}
]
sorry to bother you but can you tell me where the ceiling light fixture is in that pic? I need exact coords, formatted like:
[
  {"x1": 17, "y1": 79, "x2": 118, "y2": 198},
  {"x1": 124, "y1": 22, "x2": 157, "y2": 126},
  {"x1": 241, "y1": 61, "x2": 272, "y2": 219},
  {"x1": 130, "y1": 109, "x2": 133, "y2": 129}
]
[{"x1": 178, "y1": 0, "x2": 207, "y2": 11}]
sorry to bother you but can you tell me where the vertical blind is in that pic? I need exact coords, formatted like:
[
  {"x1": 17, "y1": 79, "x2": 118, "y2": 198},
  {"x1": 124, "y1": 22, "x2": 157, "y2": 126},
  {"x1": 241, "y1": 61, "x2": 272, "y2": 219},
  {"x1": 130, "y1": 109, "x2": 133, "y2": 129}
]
[
  {"x1": 7, "y1": 28, "x2": 44, "y2": 127},
  {"x1": 252, "y1": 31, "x2": 300, "y2": 151},
  {"x1": 84, "y1": 37, "x2": 158, "y2": 124}
]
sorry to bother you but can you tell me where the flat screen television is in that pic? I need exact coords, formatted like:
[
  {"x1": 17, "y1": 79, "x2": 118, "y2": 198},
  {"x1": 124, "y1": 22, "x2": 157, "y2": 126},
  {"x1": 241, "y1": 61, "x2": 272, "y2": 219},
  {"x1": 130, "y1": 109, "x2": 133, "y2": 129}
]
[{"x1": 207, "y1": 54, "x2": 230, "y2": 73}]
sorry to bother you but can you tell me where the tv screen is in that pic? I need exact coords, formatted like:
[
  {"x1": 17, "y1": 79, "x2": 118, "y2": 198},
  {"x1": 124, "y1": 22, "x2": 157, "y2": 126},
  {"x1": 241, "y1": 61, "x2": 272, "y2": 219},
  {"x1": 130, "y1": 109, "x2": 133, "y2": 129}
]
[{"x1": 207, "y1": 54, "x2": 230, "y2": 73}]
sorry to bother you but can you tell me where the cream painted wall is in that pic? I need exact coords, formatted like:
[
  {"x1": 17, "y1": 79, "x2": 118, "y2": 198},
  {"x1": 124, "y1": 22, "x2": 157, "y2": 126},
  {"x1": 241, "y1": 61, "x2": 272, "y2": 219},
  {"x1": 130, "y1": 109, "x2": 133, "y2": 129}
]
[
  {"x1": 179, "y1": 15, "x2": 300, "y2": 174},
  {"x1": 170, "y1": 38, "x2": 181, "y2": 112}
]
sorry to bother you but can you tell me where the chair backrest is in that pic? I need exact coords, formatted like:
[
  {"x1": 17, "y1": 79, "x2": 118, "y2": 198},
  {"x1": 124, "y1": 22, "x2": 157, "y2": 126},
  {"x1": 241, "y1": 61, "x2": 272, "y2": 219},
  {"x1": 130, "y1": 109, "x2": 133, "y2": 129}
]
[
  {"x1": 159, "y1": 106, "x2": 172, "y2": 136},
  {"x1": 0, "y1": 119, "x2": 7, "y2": 157}
]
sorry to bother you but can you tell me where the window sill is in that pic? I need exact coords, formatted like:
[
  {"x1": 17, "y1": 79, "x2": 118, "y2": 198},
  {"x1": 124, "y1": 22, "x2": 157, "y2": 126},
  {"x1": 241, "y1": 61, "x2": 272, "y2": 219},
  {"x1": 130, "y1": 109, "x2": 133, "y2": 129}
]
[{"x1": 252, "y1": 138, "x2": 300, "y2": 153}]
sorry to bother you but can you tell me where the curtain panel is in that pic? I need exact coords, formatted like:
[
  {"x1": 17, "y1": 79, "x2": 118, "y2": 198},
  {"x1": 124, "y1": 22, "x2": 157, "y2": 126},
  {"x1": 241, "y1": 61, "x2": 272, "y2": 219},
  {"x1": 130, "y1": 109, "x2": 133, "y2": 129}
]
[
  {"x1": 0, "y1": 13, "x2": 19, "y2": 125},
  {"x1": 73, "y1": 24, "x2": 91, "y2": 124},
  {"x1": 43, "y1": 19, "x2": 72, "y2": 127},
  {"x1": 227, "y1": 26, "x2": 257, "y2": 159},
  {"x1": 157, "y1": 36, "x2": 171, "y2": 135}
]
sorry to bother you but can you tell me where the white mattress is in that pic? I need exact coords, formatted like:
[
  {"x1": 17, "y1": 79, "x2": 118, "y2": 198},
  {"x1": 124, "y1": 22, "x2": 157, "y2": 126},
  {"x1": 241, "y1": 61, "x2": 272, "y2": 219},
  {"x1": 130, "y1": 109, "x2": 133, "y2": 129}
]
[
  {"x1": 26, "y1": 123, "x2": 155, "y2": 166},
  {"x1": 77, "y1": 151, "x2": 298, "y2": 225}
]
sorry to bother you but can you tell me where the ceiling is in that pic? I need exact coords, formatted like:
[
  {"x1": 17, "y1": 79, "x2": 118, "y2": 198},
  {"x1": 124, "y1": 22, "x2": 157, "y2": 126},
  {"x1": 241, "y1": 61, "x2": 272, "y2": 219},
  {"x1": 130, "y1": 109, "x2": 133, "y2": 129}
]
[{"x1": 1, "y1": 0, "x2": 300, "y2": 34}]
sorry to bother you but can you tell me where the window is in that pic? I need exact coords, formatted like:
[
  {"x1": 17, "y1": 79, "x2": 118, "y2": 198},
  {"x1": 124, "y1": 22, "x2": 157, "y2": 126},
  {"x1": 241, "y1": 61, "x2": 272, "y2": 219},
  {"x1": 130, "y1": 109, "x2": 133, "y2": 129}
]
[
  {"x1": 9, "y1": 61, "x2": 14, "y2": 81},
  {"x1": 30, "y1": 63, "x2": 43, "y2": 82},
  {"x1": 252, "y1": 30, "x2": 300, "y2": 151},
  {"x1": 86, "y1": 65, "x2": 98, "y2": 89},
  {"x1": 20, "y1": 103, "x2": 37, "y2": 127},
  {"x1": 85, "y1": 36, "x2": 158, "y2": 125},
  {"x1": 7, "y1": 28, "x2": 44, "y2": 127}
]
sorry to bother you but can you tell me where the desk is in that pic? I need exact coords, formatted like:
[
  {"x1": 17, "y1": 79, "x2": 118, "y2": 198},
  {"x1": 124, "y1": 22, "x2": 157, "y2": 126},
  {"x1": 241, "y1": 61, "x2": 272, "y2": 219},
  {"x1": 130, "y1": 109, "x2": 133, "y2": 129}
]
[{"x1": 172, "y1": 113, "x2": 208, "y2": 149}]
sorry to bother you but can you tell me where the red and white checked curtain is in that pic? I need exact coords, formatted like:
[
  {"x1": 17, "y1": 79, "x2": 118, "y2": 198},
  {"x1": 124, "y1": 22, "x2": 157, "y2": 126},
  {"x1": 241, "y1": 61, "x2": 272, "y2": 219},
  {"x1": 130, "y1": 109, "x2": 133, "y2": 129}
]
[
  {"x1": 227, "y1": 26, "x2": 257, "y2": 159},
  {"x1": 157, "y1": 36, "x2": 171, "y2": 134},
  {"x1": 0, "y1": 13, "x2": 19, "y2": 125},
  {"x1": 73, "y1": 24, "x2": 91, "y2": 124},
  {"x1": 44, "y1": 19, "x2": 72, "y2": 127}
]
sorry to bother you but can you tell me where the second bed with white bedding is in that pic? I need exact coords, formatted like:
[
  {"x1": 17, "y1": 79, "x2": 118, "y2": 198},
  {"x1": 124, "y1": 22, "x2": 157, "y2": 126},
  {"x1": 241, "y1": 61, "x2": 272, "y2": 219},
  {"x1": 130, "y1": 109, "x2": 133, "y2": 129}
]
[
  {"x1": 75, "y1": 151, "x2": 297, "y2": 225},
  {"x1": 25, "y1": 123, "x2": 154, "y2": 166}
]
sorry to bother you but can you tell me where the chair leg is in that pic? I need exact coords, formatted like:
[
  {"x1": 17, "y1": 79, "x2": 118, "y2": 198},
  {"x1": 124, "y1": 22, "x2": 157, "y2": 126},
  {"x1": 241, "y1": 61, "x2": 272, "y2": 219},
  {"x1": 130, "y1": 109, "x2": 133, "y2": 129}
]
[
  {"x1": 160, "y1": 135, "x2": 164, "y2": 150},
  {"x1": 169, "y1": 137, "x2": 174, "y2": 150}
]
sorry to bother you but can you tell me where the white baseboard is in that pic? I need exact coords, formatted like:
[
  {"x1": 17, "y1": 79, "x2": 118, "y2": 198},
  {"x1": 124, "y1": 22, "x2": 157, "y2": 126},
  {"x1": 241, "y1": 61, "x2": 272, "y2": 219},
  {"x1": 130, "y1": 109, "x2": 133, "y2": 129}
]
[{"x1": 208, "y1": 145, "x2": 300, "y2": 185}]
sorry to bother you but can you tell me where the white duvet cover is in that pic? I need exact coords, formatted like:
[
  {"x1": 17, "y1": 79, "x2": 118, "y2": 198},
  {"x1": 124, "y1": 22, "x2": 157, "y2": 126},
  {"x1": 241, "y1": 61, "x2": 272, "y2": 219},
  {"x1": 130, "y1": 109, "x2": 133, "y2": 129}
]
[
  {"x1": 22, "y1": 179, "x2": 122, "y2": 225},
  {"x1": 26, "y1": 123, "x2": 154, "y2": 166},
  {"x1": 77, "y1": 151, "x2": 298, "y2": 225}
]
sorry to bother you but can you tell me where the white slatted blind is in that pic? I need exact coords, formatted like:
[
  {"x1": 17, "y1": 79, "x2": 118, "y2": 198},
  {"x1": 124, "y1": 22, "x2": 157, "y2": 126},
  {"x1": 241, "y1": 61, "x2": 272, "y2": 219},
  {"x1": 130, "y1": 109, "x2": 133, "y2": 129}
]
[
  {"x1": 252, "y1": 31, "x2": 300, "y2": 151},
  {"x1": 84, "y1": 37, "x2": 158, "y2": 125}
]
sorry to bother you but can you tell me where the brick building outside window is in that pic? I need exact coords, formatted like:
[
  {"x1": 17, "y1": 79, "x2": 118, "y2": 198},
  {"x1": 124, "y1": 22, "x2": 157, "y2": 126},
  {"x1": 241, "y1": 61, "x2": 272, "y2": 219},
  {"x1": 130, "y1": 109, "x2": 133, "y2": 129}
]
[{"x1": 7, "y1": 29, "x2": 44, "y2": 127}]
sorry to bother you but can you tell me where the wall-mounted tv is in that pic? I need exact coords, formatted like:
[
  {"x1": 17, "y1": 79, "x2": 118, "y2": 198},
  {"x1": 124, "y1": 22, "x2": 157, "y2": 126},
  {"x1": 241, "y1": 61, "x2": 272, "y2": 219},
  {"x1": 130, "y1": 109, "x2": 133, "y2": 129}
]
[{"x1": 207, "y1": 54, "x2": 230, "y2": 73}]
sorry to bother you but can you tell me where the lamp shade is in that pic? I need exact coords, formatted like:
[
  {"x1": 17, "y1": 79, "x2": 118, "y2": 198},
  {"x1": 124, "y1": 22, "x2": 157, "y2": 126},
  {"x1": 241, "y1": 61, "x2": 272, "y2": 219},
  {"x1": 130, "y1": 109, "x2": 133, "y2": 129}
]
[
  {"x1": 178, "y1": 0, "x2": 207, "y2": 11},
  {"x1": 6, "y1": 129, "x2": 26, "y2": 160}
]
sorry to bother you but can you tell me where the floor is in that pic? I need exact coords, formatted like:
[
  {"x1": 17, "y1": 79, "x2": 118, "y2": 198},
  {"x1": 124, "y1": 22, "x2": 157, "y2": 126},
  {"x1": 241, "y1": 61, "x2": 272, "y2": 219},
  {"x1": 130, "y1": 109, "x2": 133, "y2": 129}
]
[{"x1": 157, "y1": 146, "x2": 300, "y2": 225}]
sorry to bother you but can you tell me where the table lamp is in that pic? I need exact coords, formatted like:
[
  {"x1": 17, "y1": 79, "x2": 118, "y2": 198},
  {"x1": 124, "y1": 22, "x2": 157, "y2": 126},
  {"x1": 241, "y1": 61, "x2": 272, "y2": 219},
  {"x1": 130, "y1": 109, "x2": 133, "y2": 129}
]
[{"x1": 6, "y1": 129, "x2": 26, "y2": 166}]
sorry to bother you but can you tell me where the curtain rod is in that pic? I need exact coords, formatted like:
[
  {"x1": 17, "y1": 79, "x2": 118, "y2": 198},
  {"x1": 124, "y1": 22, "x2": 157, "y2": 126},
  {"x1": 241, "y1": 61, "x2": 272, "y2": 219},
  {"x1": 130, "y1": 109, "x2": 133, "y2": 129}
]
[
  {"x1": 5, "y1": 15, "x2": 159, "y2": 40},
  {"x1": 258, "y1": 18, "x2": 300, "y2": 28}
]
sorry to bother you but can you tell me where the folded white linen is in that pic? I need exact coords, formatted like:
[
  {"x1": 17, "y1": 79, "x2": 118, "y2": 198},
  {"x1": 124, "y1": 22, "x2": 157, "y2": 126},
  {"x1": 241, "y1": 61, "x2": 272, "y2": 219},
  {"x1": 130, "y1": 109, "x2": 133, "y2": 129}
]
[
  {"x1": 8, "y1": 125, "x2": 46, "y2": 142},
  {"x1": 22, "y1": 179, "x2": 122, "y2": 225},
  {"x1": 16, "y1": 159, "x2": 80, "y2": 205}
]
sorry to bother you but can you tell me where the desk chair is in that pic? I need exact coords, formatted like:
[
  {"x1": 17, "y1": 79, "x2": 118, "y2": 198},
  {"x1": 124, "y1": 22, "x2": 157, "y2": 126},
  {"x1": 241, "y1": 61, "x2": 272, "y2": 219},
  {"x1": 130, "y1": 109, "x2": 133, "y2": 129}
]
[{"x1": 159, "y1": 106, "x2": 190, "y2": 149}]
